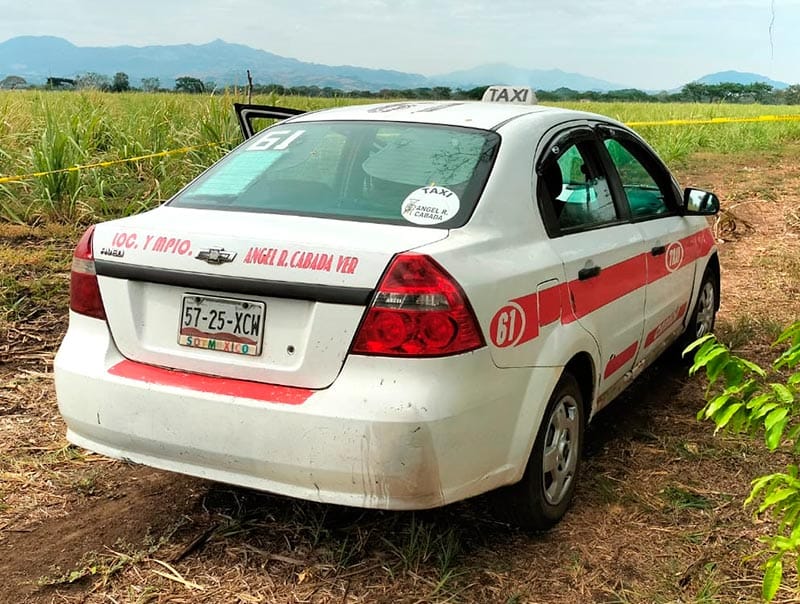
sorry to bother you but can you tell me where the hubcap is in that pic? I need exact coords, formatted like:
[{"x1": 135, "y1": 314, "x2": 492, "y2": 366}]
[
  {"x1": 695, "y1": 281, "x2": 716, "y2": 338},
  {"x1": 542, "y1": 395, "x2": 580, "y2": 506}
]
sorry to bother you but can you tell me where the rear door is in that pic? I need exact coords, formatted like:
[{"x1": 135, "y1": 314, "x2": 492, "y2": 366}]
[
  {"x1": 596, "y1": 126, "x2": 697, "y2": 355},
  {"x1": 536, "y1": 127, "x2": 647, "y2": 394}
]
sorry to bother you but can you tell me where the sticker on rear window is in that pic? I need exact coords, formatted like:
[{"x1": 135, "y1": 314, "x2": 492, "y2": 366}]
[
  {"x1": 191, "y1": 151, "x2": 282, "y2": 196},
  {"x1": 400, "y1": 186, "x2": 460, "y2": 225},
  {"x1": 246, "y1": 129, "x2": 306, "y2": 151}
]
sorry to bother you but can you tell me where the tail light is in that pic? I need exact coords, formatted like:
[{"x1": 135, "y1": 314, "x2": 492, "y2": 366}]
[
  {"x1": 70, "y1": 225, "x2": 107, "y2": 320},
  {"x1": 351, "y1": 253, "x2": 484, "y2": 357}
]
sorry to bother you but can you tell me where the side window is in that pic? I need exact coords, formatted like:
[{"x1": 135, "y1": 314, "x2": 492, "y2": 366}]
[
  {"x1": 603, "y1": 138, "x2": 671, "y2": 220},
  {"x1": 541, "y1": 141, "x2": 619, "y2": 232}
]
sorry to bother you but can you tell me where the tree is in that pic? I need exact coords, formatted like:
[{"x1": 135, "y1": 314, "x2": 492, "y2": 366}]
[
  {"x1": 75, "y1": 72, "x2": 111, "y2": 91},
  {"x1": 682, "y1": 82, "x2": 708, "y2": 102},
  {"x1": 705, "y1": 84, "x2": 725, "y2": 103},
  {"x1": 111, "y1": 72, "x2": 130, "y2": 92},
  {"x1": 141, "y1": 77, "x2": 160, "y2": 92},
  {"x1": 784, "y1": 85, "x2": 800, "y2": 105},
  {"x1": 551, "y1": 87, "x2": 580, "y2": 101},
  {"x1": 378, "y1": 88, "x2": 405, "y2": 98},
  {"x1": 175, "y1": 76, "x2": 205, "y2": 94},
  {"x1": 0, "y1": 75, "x2": 27, "y2": 89},
  {"x1": 747, "y1": 82, "x2": 774, "y2": 103},
  {"x1": 606, "y1": 88, "x2": 651, "y2": 102},
  {"x1": 716, "y1": 81, "x2": 745, "y2": 102},
  {"x1": 461, "y1": 85, "x2": 490, "y2": 100}
]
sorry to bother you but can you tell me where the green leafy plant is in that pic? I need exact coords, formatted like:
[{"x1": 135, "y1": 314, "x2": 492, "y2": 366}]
[
  {"x1": 687, "y1": 321, "x2": 800, "y2": 602},
  {"x1": 29, "y1": 112, "x2": 84, "y2": 220}
]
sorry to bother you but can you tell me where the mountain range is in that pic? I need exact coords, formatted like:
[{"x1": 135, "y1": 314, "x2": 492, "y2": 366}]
[
  {"x1": 0, "y1": 36, "x2": 791, "y2": 92},
  {"x1": 695, "y1": 70, "x2": 789, "y2": 90}
]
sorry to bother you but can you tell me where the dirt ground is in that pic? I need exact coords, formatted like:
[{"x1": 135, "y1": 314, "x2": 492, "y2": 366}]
[{"x1": 1, "y1": 146, "x2": 799, "y2": 603}]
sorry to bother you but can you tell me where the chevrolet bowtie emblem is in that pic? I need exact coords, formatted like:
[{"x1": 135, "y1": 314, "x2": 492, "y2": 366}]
[{"x1": 196, "y1": 248, "x2": 237, "y2": 265}]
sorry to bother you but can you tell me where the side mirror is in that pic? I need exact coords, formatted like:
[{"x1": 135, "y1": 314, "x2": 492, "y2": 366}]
[{"x1": 683, "y1": 188, "x2": 720, "y2": 215}]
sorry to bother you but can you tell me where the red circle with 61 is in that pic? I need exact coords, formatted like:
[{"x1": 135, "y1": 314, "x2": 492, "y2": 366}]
[{"x1": 490, "y1": 303, "x2": 526, "y2": 348}]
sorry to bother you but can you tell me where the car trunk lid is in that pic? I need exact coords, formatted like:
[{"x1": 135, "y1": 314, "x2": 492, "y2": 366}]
[{"x1": 91, "y1": 206, "x2": 448, "y2": 389}]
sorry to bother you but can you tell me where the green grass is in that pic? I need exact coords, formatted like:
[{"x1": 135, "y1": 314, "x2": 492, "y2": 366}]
[
  {"x1": 1, "y1": 91, "x2": 800, "y2": 225},
  {"x1": 661, "y1": 485, "x2": 714, "y2": 511},
  {"x1": 716, "y1": 315, "x2": 785, "y2": 351},
  {"x1": 0, "y1": 232, "x2": 73, "y2": 324}
]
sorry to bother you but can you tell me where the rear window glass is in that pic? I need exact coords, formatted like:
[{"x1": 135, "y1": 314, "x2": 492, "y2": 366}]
[{"x1": 170, "y1": 121, "x2": 500, "y2": 228}]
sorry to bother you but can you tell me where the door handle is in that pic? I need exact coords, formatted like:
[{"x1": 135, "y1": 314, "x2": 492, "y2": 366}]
[
  {"x1": 578, "y1": 265, "x2": 602, "y2": 280},
  {"x1": 651, "y1": 245, "x2": 666, "y2": 256}
]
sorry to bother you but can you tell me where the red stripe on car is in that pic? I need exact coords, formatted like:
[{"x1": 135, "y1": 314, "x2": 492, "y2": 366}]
[
  {"x1": 108, "y1": 360, "x2": 314, "y2": 405},
  {"x1": 567, "y1": 254, "x2": 648, "y2": 321},
  {"x1": 537, "y1": 285, "x2": 562, "y2": 326},
  {"x1": 511, "y1": 292, "x2": 540, "y2": 346},
  {"x1": 644, "y1": 302, "x2": 689, "y2": 348},
  {"x1": 491, "y1": 228, "x2": 715, "y2": 348},
  {"x1": 560, "y1": 227, "x2": 714, "y2": 325},
  {"x1": 604, "y1": 341, "x2": 639, "y2": 379}
]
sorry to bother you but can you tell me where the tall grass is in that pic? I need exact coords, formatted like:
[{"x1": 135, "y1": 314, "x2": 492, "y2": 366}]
[
  {"x1": 29, "y1": 110, "x2": 84, "y2": 221},
  {"x1": 554, "y1": 101, "x2": 800, "y2": 163},
  {"x1": 1, "y1": 90, "x2": 799, "y2": 224}
]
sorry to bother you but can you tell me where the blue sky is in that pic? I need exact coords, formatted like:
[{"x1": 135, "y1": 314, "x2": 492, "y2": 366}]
[{"x1": 1, "y1": 0, "x2": 798, "y2": 89}]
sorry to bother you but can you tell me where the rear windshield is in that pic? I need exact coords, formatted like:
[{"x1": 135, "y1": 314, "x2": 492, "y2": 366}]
[{"x1": 170, "y1": 121, "x2": 500, "y2": 228}]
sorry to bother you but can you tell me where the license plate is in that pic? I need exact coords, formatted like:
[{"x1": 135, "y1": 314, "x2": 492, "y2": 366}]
[{"x1": 178, "y1": 294, "x2": 265, "y2": 356}]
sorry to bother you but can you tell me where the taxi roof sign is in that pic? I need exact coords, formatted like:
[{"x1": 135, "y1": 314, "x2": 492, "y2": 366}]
[{"x1": 481, "y1": 86, "x2": 537, "y2": 105}]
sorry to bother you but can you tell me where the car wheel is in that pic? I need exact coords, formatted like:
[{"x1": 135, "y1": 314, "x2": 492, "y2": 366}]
[
  {"x1": 691, "y1": 273, "x2": 718, "y2": 339},
  {"x1": 675, "y1": 268, "x2": 718, "y2": 356},
  {"x1": 494, "y1": 372, "x2": 584, "y2": 531}
]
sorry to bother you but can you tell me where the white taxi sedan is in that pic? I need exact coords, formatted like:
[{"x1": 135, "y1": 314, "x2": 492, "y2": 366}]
[{"x1": 55, "y1": 92, "x2": 720, "y2": 529}]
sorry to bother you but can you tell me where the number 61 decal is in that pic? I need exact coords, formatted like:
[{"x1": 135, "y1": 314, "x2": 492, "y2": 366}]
[
  {"x1": 247, "y1": 129, "x2": 305, "y2": 151},
  {"x1": 490, "y1": 302, "x2": 527, "y2": 348}
]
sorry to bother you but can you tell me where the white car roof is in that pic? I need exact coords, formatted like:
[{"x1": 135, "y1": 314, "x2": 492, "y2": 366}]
[{"x1": 288, "y1": 101, "x2": 613, "y2": 131}]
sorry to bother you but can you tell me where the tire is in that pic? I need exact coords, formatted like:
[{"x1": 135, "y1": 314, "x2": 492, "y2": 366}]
[
  {"x1": 494, "y1": 372, "x2": 584, "y2": 531},
  {"x1": 675, "y1": 268, "x2": 719, "y2": 357}
]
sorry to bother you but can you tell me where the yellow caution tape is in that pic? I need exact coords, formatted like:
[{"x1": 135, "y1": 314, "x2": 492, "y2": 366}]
[
  {"x1": 0, "y1": 142, "x2": 225, "y2": 185},
  {"x1": 627, "y1": 114, "x2": 800, "y2": 127}
]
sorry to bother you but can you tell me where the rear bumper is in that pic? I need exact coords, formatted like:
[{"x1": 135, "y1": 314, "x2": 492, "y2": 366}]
[{"x1": 55, "y1": 313, "x2": 557, "y2": 510}]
